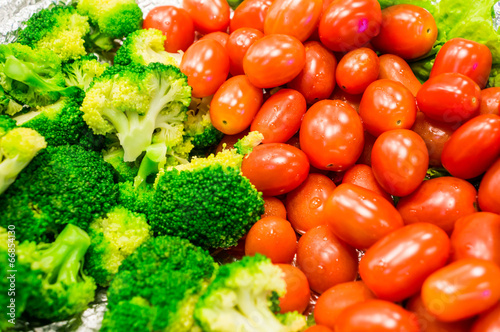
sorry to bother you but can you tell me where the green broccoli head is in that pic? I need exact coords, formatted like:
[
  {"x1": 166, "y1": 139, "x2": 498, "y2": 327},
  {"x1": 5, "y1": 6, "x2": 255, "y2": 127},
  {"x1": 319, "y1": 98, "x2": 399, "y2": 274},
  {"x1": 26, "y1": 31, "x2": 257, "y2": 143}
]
[
  {"x1": 185, "y1": 96, "x2": 224, "y2": 155},
  {"x1": 0, "y1": 86, "x2": 24, "y2": 116},
  {"x1": 62, "y1": 54, "x2": 110, "y2": 91},
  {"x1": 104, "y1": 235, "x2": 217, "y2": 331},
  {"x1": 17, "y1": 4, "x2": 90, "y2": 61},
  {"x1": 0, "y1": 144, "x2": 118, "y2": 242},
  {"x1": 195, "y1": 254, "x2": 307, "y2": 332},
  {"x1": 103, "y1": 146, "x2": 140, "y2": 183},
  {"x1": 85, "y1": 206, "x2": 152, "y2": 287}
]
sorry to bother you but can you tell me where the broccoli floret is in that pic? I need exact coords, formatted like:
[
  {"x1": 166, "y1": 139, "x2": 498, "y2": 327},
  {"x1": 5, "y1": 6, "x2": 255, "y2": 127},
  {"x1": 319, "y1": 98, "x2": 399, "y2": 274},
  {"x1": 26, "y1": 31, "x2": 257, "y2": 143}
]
[
  {"x1": 77, "y1": 0, "x2": 143, "y2": 52},
  {"x1": 85, "y1": 206, "x2": 152, "y2": 287},
  {"x1": 0, "y1": 145, "x2": 118, "y2": 242},
  {"x1": 0, "y1": 86, "x2": 24, "y2": 116},
  {"x1": 62, "y1": 54, "x2": 110, "y2": 91},
  {"x1": 115, "y1": 28, "x2": 181, "y2": 67},
  {"x1": 194, "y1": 254, "x2": 307, "y2": 332},
  {"x1": 103, "y1": 146, "x2": 139, "y2": 182},
  {"x1": 17, "y1": 4, "x2": 90, "y2": 61},
  {"x1": 0, "y1": 114, "x2": 16, "y2": 137},
  {"x1": 0, "y1": 127, "x2": 46, "y2": 195},
  {"x1": 0, "y1": 43, "x2": 73, "y2": 107},
  {"x1": 102, "y1": 235, "x2": 217, "y2": 331},
  {"x1": 234, "y1": 130, "x2": 264, "y2": 155},
  {"x1": 185, "y1": 96, "x2": 224, "y2": 155}
]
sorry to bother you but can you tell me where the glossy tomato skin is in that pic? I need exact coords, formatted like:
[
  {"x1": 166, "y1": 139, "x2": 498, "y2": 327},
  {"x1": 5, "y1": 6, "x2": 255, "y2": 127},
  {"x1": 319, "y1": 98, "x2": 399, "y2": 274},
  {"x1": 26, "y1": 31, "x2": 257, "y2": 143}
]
[
  {"x1": 356, "y1": 131, "x2": 377, "y2": 166},
  {"x1": 360, "y1": 223, "x2": 450, "y2": 302},
  {"x1": 378, "y1": 54, "x2": 421, "y2": 96},
  {"x1": 359, "y1": 79, "x2": 417, "y2": 136},
  {"x1": 304, "y1": 326, "x2": 333, "y2": 332},
  {"x1": 421, "y1": 258, "x2": 500, "y2": 322},
  {"x1": 441, "y1": 114, "x2": 500, "y2": 179},
  {"x1": 342, "y1": 164, "x2": 392, "y2": 202},
  {"x1": 250, "y1": 89, "x2": 306, "y2": 143},
  {"x1": 300, "y1": 100, "x2": 364, "y2": 171},
  {"x1": 210, "y1": 75, "x2": 263, "y2": 135},
  {"x1": 472, "y1": 302, "x2": 500, "y2": 332},
  {"x1": 182, "y1": 0, "x2": 230, "y2": 34},
  {"x1": 325, "y1": 183, "x2": 404, "y2": 250},
  {"x1": 397, "y1": 177, "x2": 478, "y2": 234},
  {"x1": 430, "y1": 38, "x2": 492, "y2": 89},
  {"x1": 287, "y1": 41, "x2": 337, "y2": 104},
  {"x1": 241, "y1": 143, "x2": 310, "y2": 196},
  {"x1": 371, "y1": 129, "x2": 429, "y2": 197},
  {"x1": 335, "y1": 299, "x2": 420, "y2": 332},
  {"x1": 229, "y1": 0, "x2": 273, "y2": 33},
  {"x1": 371, "y1": 4, "x2": 437, "y2": 59},
  {"x1": 261, "y1": 196, "x2": 287, "y2": 219},
  {"x1": 416, "y1": 73, "x2": 481, "y2": 124},
  {"x1": 296, "y1": 225, "x2": 358, "y2": 294},
  {"x1": 199, "y1": 31, "x2": 229, "y2": 47},
  {"x1": 336, "y1": 48, "x2": 380, "y2": 95},
  {"x1": 276, "y1": 264, "x2": 310, "y2": 314},
  {"x1": 480, "y1": 87, "x2": 500, "y2": 115},
  {"x1": 478, "y1": 158, "x2": 500, "y2": 214},
  {"x1": 319, "y1": 0, "x2": 382, "y2": 52},
  {"x1": 243, "y1": 34, "x2": 306, "y2": 88},
  {"x1": 180, "y1": 39, "x2": 229, "y2": 98},
  {"x1": 143, "y1": 6, "x2": 195, "y2": 52},
  {"x1": 330, "y1": 86, "x2": 363, "y2": 112},
  {"x1": 227, "y1": 28, "x2": 264, "y2": 76},
  {"x1": 264, "y1": 0, "x2": 322, "y2": 42}
]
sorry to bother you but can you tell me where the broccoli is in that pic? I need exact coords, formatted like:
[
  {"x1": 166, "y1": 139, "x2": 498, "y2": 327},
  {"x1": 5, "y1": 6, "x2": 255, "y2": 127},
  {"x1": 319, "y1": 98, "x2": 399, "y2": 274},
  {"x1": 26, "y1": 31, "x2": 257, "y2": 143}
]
[
  {"x1": 85, "y1": 206, "x2": 152, "y2": 287},
  {"x1": 0, "y1": 114, "x2": 16, "y2": 137},
  {"x1": 103, "y1": 146, "x2": 140, "y2": 182},
  {"x1": 194, "y1": 254, "x2": 307, "y2": 332},
  {"x1": 0, "y1": 126, "x2": 47, "y2": 195},
  {"x1": 0, "y1": 145, "x2": 118, "y2": 242},
  {"x1": 16, "y1": 4, "x2": 90, "y2": 61},
  {"x1": 185, "y1": 96, "x2": 224, "y2": 155},
  {"x1": 62, "y1": 54, "x2": 110, "y2": 91},
  {"x1": 234, "y1": 130, "x2": 264, "y2": 155},
  {"x1": 0, "y1": 86, "x2": 24, "y2": 116},
  {"x1": 102, "y1": 235, "x2": 217, "y2": 331},
  {"x1": 77, "y1": 0, "x2": 143, "y2": 52},
  {"x1": 114, "y1": 28, "x2": 182, "y2": 67}
]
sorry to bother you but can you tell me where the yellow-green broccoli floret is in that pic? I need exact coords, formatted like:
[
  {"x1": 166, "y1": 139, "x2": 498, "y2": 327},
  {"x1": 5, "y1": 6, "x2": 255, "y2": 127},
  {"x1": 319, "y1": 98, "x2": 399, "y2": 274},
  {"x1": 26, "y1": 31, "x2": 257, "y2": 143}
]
[
  {"x1": 0, "y1": 86, "x2": 24, "y2": 116},
  {"x1": 62, "y1": 54, "x2": 110, "y2": 91},
  {"x1": 185, "y1": 96, "x2": 224, "y2": 154},
  {"x1": 234, "y1": 130, "x2": 264, "y2": 155}
]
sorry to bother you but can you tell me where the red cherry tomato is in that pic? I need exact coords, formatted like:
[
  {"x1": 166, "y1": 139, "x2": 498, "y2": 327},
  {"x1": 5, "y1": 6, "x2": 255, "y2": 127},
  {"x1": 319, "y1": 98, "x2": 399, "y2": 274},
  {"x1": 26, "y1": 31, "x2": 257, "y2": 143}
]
[
  {"x1": 325, "y1": 183, "x2": 404, "y2": 250},
  {"x1": 359, "y1": 79, "x2": 417, "y2": 136},
  {"x1": 421, "y1": 258, "x2": 500, "y2": 322},
  {"x1": 318, "y1": 0, "x2": 382, "y2": 52},
  {"x1": 336, "y1": 48, "x2": 380, "y2": 95},
  {"x1": 296, "y1": 225, "x2": 358, "y2": 294},
  {"x1": 180, "y1": 39, "x2": 230, "y2": 98},
  {"x1": 287, "y1": 41, "x2": 338, "y2": 104},
  {"x1": 416, "y1": 72, "x2": 481, "y2": 124},
  {"x1": 342, "y1": 164, "x2": 392, "y2": 202},
  {"x1": 210, "y1": 75, "x2": 263, "y2": 135},
  {"x1": 143, "y1": 6, "x2": 195, "y2": 52},
  {"x1": 330, "y1": 86, "x2": 363, "y2": 112},
  {"x1": 335, "y1": 299, "x2": 420, "y2": 332},
  {"x1": 300, "y1": 100, "x2": 364, "y2": 171},
  {"x1": 276, "y1": 264, "x2": 310, "y2": 314},
  {"x1": 371, "y1": 4, "x2": 437, "y2": 59},
  {"x1": 229, "y1": 0, "x2": 273, "y2": 33},
  {"x1": 226, "y1": 28, "x2": 264, "y2": 76},
  {"x1": 480, "y1": 87, "x2": 500, "y2": 115},
  {"x1": 250, "y1": 89, "x2": 307, "y2": 144},
  {"x1": 441, "y1": 114, "x2": 500, "y2": 179},
  {"x1": 356, "y1": 131, "x2": 377, "y2": 166},
  {"x1": 478, "y1": 158, "x2": 500, "y2": 214},
  {"x1": 371, "y1": 129, "x2": 429, "y2": 197},
  {"x1": 472, "y1": 302, "x2": 500, "y2": 332},
  {"x1": 182, "y1": 0, "x2": 230, "y2": 34},
  {"x1": 304, "y1": 326, "x2": 333, "y2": 332},
  {"x1": 430, "y1": 38, "x2": 492, "y2": 89},
  {"x1": 241, "y1": 143, "x2": 310, "y2": 196},
  {"x1": 261, "y1": 196, "x2": 287, "y2": 219},
  {"x1": 199, "y1": 31, "x2": 229, "y2": 48},
  {"x1": 243, "y1": 34, "x2": 306, "y2": 88},
  {"x1": 378, "y1": 54, "x2": 422, "y2": 96}
]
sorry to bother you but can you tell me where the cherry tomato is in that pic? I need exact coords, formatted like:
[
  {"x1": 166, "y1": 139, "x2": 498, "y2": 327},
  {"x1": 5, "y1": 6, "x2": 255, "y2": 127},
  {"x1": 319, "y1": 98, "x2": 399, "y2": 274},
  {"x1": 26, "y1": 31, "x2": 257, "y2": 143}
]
[
  {"x1": 451, "y1": 212, "x2": 500, "y2": 266},
  {"x1": 285, "y1": 173, "x2": 337, "y2": 234},
  {"x1": 359, "y1": 79, "x2": 417, "y2": 136},
  {"x1": 371, "y1": 4, "x2": 437, "y2": 59},
  {"x1": 325, "y1": 183, "x2": 403, "y2": 250},
  {"x1": 342, "y1": 164, "x2": 392, "y2": 202},
  {"x1": 229, "y1": 0, "x2": 273, "y2": 33},
  {"x1": 180, "y1": 39, "x2": 230, "y2": 98},
  {"x1": 296, "y1": 225, "x2": 358, "y2": 294},
  {"x1": 314, "y1": 281, "x2": 376, "y2": 329},
  {"x1": 226, "y1": 28, "x2": 264, "y2": 76},
  {"x1": 478, "y1": 159, "x2": 500, "y2": 214},
  {"x1": 300, "y1": 100, "x2": 364, "y2": 171},
  {"x1": 336, "y1": 48, "x2": 379, "y2": 95},
  {"x1": 430, "y1": 38, "x2": 492, "y2": 89},
  {"x1": 371, "y1": 129, "x2": 429, "y2": 197},
  {"x1": 441, "y1": 114, "x2": 500, "y2": 179},
  {"x1": 287, "y1": 41, "x2": 337, "y2": 104},
  {"x1": 276, "y1": 264, "x2": 310, "y2": 314},
  {"x1": 243, "y1": 34, "x2": 306, "y2": 88},
  {"x1": 378, "y1": 54, "x2": 422, "y2": 96},
  {"x1": 397, "y1": 177, "x2": 478, "y2": 234},
  {"x1": 304, "y1": 326, "x2": 333, "y2": 332},
  {"x1": 210, "y1": 75, "x2": 263, "y2": 135},
  {"x1": 241, "y1": 143, "x2": 310, "y2": 196},
  {"x1": 416, "y1": 72, "x2": 481, "y2": 124},
  {"x1": 480, "y1": 87, "x2": 500, "y2": 115},
  {"x1": 472, "y1": 302, "x2": 500, "y2": 332},
  {"x1": 261, "y1": 196, "x2": 287, "y2": 219},
  {"x1": 143, "y1": 6, "x2": 195, "y2": 52},
  {"x1": 335, "y1": 300, "x2": 420, "y2": 332},
  {"x1": 199, "y1": 31, "x2": 229, "y2": 48},
  {"x1": 330, "y1": 86, "x2": 363, "y2": 112},
  {"x1": 356, "y1": 131, "x2": 377, "y2": 166},
  {"x1": 250, "y1": 89, "x2": 307, "y2": 143},
  {"x1": 421, "y1": 258, "x2": 500, "y2": 322},
  {"x1": 182, "y1": 0, "x2": 230, "y2": 34},
  {"x1": 264, "y1": 0, "x2": 323, "y2": 42},
  {"x1": 318, "y1": 0, "x2": 382, "y2": 52}
]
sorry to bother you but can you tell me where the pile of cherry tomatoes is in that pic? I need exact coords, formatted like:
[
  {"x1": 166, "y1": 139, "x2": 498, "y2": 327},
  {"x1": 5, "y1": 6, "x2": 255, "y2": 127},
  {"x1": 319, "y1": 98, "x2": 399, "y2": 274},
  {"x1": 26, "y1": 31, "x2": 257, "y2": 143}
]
[{"x1": 144, "y1": 0, "x2": 500, "y2": 330}]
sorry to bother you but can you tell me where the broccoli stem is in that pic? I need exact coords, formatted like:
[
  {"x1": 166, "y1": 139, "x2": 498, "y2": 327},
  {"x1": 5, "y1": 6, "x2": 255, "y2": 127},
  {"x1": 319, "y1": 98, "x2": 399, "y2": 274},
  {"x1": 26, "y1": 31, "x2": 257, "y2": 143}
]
[
  {"x1": 236, "y1": 289, "x2": 285, "y2": 332},
  {"x1": 88, "y1": 31, "x2": 115, "y2": 52},
  {"x1": 0, "y1": 156, "x2": 32, "y2": 194},
  {"x1": 134, "y1": 143, "x2": 166, "y2": 188}
]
